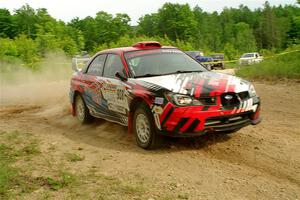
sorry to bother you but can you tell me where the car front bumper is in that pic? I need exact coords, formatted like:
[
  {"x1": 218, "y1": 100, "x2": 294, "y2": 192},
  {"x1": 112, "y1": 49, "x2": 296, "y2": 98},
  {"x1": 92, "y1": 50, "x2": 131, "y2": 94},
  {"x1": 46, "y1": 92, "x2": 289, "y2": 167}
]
[{"x1": 156, "y1": 98, "x2": 261, "y2": 137}]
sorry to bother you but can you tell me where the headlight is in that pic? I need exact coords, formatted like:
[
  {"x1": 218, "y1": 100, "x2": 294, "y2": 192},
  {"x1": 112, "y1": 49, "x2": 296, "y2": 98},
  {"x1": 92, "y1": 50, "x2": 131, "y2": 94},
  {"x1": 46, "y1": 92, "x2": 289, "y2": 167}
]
[
  {"x1": 166, "y1": 93, "x2": 192, "y2": 106},
  {"x1": 249, "y1": 85, "x2": 257, "y2": 97},
  {"x1": 165, "y1": 93, "x2": 216, "y2": 106}
]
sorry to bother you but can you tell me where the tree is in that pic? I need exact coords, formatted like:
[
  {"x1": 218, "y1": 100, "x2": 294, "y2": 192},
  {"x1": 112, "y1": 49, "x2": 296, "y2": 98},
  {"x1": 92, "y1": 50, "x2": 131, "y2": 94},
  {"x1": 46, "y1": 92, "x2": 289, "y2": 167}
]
[
  {"x1": 260, "y1": 1, "x2": 281, "y2": 49},
  {"x1": 287, "y1": 16, "x2": 300, "y2": 44},
  {"x1": 13, "y1": 4, "x2": 38, "y2": 38},
  {"x1": 234, "y1": 22, "x2": 257, "y2": 52},
  {"x1": 137, "y1": 14, "x2": 159, "y2": 36},
  {"x1": 0, "y1": 9, "x2": 15, "y2": 38},
  {"x1": 69, "y1": 12, "x2": 131, "y2": 51},
  {"x1": 157, "y1": 3, "x2": 197, "y2": 41}
]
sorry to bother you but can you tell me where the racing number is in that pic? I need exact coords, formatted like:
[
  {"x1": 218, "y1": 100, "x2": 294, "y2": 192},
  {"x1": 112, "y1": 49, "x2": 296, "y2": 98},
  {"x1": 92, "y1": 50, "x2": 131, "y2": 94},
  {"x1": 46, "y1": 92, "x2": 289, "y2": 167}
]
[{"x1": 117, "y1": 89, "x2": 124, "y2": 100}]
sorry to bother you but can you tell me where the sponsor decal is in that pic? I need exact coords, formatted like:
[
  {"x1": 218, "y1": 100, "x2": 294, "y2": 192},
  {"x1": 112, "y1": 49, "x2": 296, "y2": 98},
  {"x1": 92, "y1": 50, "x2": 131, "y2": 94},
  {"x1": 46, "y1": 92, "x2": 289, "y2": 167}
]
[
  {"x1": 152, "y1": 105, "x2": 163, "y2": 115},
  {"x1": 153, "y1": 113, "x2": 161, "y2": 130},
  {"x1": 108, "y1": 103, "x2": 127, "y2": 115},
  {"x1": 224, "y1": 94, "x2": 233, "y2": 100},
  {"x1": 100, "y1": 81, "x2": 129, "y2": 114},
  {"x1": 154, "y1": 97, "x2": 164, "y2": 105}
]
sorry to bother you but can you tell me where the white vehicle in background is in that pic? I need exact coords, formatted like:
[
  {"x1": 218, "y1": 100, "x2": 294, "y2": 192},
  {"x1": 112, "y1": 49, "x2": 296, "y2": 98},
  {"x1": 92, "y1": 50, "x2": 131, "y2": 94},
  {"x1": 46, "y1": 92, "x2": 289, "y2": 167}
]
[{"x1": 239, "y1": 52, "x2": 263, "y2": 65}]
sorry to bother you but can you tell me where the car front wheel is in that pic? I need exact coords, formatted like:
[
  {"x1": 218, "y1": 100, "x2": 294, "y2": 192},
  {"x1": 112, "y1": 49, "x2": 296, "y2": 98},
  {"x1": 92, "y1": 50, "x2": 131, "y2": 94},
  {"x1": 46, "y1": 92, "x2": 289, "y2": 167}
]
[{"x1": 133, "y1": 104, "x2": 162, "y2": 149}]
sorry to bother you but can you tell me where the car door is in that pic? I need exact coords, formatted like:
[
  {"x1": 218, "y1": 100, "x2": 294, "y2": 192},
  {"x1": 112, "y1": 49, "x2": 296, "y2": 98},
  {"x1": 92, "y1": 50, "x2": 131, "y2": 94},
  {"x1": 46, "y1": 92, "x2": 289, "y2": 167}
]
[
  {"x1": 100, "y1": 54, "x2": 130, "y2": 125},
  {"x1": 81, "y1": 54, "x2": 108, "y2": 116}
]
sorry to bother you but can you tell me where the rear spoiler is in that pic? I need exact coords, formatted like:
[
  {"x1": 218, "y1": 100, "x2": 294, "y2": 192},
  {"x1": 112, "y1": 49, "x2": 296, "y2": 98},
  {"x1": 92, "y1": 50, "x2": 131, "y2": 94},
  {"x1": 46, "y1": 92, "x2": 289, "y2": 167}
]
[{"x1": 71, "y1": 57, "x2": 90, "y2": 72}]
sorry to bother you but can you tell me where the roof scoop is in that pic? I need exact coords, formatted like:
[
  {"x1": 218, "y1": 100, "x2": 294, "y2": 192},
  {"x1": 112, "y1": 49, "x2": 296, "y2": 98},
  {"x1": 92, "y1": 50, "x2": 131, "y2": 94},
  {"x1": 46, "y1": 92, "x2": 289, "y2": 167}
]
[{"x1": 132, "y1": 41, "x2": 161, "y2": 48}]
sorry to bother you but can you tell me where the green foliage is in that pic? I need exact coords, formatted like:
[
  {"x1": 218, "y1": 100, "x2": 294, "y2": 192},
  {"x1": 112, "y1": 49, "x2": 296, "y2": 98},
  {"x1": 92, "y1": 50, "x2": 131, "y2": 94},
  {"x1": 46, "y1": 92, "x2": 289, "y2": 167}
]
[
  {"x1": 233, "y1": 22, "x2": 257, "y2": 52},
  {"x1": 236, "y1": 48, "x2": 300, "y2": 80},
  {"x1": 69, "y1": 11, "x2": 131, "y2": 51},
  {"x1": 46, "y1": 171, "x2": 77, "y2": 191},
  {"x1": 137, "y1": 14, "x2": 159, "y2": 36},
  {"x1": 0, "y1": 2, "x2": 299, "y2": 69},
  {"x1": 0, "y1": 36, "x2": 39, "y2": 65},
  {"x1": 0, "y1": 131, "x2": 42, "y2": 198},
  {"x1": 93, "y1": 35, "x2": 194, "y2": 53},
  {"x1": 0, "y1": 38, "x2": 18, "y2": 57},
  {"x1": 13, "y1": 4, "x2": 40, "y2": 38},
  {"x1": 224, "y1": 43, "x2": 238, "y2": 60},
  {"x1": 14, "y1": 34, "x2": 39, "y2": 64},
  {"x1": 0, "y1": 9, "x2": 14, "y2": 38},
  {"x1": 0, "y1": 143, "x2": 18, "y2": 198},
  {"x1": 157, "y1": 3, "x2": 197, "y2": 41}
]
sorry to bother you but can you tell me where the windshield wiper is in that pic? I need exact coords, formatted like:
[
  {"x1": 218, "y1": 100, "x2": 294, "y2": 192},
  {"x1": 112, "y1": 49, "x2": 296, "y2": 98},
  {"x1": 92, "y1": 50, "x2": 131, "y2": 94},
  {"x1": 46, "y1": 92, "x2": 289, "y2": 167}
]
[
  {"x1": 134, "y1": 70, "x2": 204, "y2": 78},
  {"x1": 134, "y1": 73, "x2": 162, "y2": 78},
  {"x1": 163, "y1": 70, "x2": 204, "y2": 75}
]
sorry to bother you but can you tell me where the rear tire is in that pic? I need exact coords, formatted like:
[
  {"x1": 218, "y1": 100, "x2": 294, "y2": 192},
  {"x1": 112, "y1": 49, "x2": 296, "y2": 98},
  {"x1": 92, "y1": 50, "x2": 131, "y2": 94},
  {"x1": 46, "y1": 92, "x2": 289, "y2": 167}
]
[
  {"x1": 74, "y1": 94, "x2": 93, "y2": 124},
  {"x1": 133, "y1": 103, "x2": 163, "y2": 149}
]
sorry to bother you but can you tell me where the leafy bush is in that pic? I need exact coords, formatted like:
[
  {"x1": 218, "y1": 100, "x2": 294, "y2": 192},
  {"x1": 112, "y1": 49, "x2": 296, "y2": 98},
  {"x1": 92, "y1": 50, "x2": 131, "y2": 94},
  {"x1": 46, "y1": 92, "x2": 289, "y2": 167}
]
[
  {"x1": 15, "y1": 34, "x2": 39, "y2": 65},
  {"x1": 0, "y1": 38, "x2": 18, "y2": 57}
]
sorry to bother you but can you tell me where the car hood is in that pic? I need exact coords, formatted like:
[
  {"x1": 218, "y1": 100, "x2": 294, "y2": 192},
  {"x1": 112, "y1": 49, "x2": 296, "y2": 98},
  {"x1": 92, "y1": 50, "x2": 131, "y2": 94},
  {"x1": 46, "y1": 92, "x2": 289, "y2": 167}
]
[
  {"x1": 134, "y1": 71, "x2": 251, "y2": 97},
  {"x1": 239, "y1": 57, "x2": 254, "y2": 60}
]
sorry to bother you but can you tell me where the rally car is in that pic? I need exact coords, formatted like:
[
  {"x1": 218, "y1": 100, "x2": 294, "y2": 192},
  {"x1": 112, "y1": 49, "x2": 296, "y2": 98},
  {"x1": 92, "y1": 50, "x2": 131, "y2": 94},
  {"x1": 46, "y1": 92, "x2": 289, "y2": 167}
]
[{"x1": 69, "y1": 41, "x2": 261, "y2": 149}]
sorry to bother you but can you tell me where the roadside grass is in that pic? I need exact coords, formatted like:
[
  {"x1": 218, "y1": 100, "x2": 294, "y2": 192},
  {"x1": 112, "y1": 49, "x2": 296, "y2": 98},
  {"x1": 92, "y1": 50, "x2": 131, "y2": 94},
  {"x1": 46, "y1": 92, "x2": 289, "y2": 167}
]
[
  {"x1": 224, "y1": 62, "x2": 238, "y2": 69},
  {"x1": 0, "y1": 130, "x2": 41, "y2": 199},
  {"x1": 0, "y1": 130, "x2": 78, "y2": 199},
  {"x1": 236, "y1": 50, "x2": 300, "y2": 81},
  {"x1": 0, "y1": 130, "x2": 179, "y2": 199}
]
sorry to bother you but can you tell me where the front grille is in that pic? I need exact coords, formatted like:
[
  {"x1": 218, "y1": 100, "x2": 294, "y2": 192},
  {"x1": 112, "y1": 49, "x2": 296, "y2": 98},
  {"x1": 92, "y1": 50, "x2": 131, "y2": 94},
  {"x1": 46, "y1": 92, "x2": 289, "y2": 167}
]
[
  {"x1": 221, "y1": 92, "x2": 239, "y2": 107},
  {"x1": 204, "y1": 112, "x2": 252, "y2": 131}
]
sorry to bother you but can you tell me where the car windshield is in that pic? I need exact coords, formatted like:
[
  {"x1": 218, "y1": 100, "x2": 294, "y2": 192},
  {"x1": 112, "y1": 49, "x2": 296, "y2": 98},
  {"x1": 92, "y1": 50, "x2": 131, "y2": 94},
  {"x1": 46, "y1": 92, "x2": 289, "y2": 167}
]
[
  {"x1": 125, "y1": 49, "x2": 207, "y2": 78},
  {"x1": 242, "y1": 53, "x2": 255, "y2": 58}
]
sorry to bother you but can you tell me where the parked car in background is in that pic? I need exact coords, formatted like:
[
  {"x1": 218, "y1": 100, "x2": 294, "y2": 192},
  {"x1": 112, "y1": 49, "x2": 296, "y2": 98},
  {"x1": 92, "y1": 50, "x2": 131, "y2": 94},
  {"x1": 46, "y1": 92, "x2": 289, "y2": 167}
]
[
  {"x1": 210, "y1": 53, "x2": 225, "y2": 69},
  {"x1": 185, "y1": 51, "x2": 214, "y2": 70},
  {"x1": 239, "y1": 53, "x2": 263, "y2": 65},
  {"x1": 185, "y1": 51, "x2": 204, "y2": 58},
  {"x1": 70, "y1": 42, "x2": 261, "y2": 149}
]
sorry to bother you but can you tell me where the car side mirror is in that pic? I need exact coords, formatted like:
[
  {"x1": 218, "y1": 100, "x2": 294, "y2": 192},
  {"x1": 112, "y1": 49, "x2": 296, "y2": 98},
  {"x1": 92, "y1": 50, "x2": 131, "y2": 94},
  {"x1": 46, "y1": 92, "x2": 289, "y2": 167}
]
[{"x1": 115, "y1": 72, "x2": 127, "y2": 81}]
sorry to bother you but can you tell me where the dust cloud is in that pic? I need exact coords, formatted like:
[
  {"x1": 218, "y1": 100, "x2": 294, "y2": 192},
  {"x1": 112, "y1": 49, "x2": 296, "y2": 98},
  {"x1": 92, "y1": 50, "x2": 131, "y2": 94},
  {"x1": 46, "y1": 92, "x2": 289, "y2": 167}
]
[{"x1": 0, "y1": 52, "x2": 73, "y2": 106}]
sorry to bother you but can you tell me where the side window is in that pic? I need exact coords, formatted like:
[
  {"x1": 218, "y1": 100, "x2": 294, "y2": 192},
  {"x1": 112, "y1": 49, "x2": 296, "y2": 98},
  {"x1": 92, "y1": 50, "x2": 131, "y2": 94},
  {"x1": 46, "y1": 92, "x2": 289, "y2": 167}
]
[
  {"x1": 87, "y1": 54, "x2": 107, "y2": 75},
  {"x1": 103, "y1": 54, "x2": 125, "y2": 78}
]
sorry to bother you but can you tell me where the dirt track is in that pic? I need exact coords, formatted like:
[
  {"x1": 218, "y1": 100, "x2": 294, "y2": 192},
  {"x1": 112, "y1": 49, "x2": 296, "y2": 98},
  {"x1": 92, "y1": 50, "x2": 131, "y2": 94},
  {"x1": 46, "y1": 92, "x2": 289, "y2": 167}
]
[{"x1": 0, "y1": 79, "x2": 300, "y2": 199}]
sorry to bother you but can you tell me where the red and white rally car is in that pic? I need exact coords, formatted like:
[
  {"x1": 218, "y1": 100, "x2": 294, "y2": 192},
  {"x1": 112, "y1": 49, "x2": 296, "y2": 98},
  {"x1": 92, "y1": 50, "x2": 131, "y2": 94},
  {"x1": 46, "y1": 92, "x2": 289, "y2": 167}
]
[{"x1": 70, "y1": 42, "x2": 261, "y2": 149}]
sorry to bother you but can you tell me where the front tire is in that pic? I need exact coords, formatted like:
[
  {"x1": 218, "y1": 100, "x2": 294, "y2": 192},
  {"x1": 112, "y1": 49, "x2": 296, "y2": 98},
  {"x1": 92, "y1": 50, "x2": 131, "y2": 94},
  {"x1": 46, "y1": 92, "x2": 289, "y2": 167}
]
[
  {"x1": 133, "y1": 104, "x2": 162, "y2": 149},
  {"x1": 74, "y1": 94, "x2": 93, "y2": 124}
]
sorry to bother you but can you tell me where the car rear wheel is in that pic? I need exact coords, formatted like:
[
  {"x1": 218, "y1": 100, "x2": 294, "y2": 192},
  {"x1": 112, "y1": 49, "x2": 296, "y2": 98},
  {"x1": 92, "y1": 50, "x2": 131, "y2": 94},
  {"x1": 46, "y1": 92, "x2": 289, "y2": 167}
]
[
  {"x1": 133, "y1": 103, "x2": 163, "y2": 149},
  {"x1": 75, "y1": 94, "x2": 93, "y2": 124}
]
